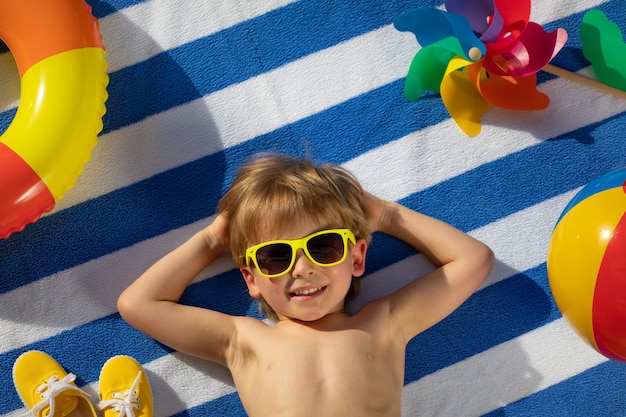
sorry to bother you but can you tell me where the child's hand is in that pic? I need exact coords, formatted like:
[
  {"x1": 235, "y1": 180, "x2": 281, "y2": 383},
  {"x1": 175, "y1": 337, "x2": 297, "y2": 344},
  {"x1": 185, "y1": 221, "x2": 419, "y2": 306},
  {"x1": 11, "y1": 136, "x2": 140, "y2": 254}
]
[
  {"x1": 363, "y1": 191, "x2": 393, "y2": 233},
  {"x1": 202, "y1": 212, "x2": 231, "y2": 256}
]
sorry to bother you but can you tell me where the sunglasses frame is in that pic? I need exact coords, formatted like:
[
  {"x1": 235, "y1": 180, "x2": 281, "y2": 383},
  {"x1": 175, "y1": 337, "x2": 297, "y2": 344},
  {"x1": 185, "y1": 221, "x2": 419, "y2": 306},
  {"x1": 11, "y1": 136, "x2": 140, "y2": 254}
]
[{"x1": 245, "y1": 228, "x2": 356, "y2": 278}]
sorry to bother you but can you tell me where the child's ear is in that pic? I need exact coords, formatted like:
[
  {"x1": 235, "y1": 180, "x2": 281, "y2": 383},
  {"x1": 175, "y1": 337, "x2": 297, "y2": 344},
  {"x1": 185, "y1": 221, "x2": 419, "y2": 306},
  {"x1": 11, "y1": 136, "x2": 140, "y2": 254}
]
[
  {"x1": 351, "y1": 239, "x2": 367, "y2": 277},
  {"x1": 240, "y1": 267, "x2": 262, "y2": 298}
]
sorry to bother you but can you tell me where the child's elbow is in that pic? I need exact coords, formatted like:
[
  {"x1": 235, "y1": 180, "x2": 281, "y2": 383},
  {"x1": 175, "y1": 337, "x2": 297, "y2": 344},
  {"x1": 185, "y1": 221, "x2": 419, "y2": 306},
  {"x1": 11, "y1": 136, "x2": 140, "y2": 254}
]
[
  {"x1": 117, "y1": 289, "x2": 139, "y2": 325},
  {"x1": 477, "y1": 244, "x2": 495, "y2": 283}
]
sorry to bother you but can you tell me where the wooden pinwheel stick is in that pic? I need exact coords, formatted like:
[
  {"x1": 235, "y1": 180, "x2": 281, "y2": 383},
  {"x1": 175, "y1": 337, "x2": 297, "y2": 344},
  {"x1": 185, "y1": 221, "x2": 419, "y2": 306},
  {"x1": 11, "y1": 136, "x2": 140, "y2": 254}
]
[{"x1": 542, "y1": 63, "x2": 626, "y2": 101}]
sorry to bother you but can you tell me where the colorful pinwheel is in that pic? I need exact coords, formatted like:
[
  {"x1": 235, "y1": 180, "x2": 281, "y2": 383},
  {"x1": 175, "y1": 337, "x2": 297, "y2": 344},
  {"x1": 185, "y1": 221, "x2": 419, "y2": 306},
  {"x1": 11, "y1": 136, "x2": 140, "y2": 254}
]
[{"x1": 394, "y1": 0, "x2": 567, "y2": 136}]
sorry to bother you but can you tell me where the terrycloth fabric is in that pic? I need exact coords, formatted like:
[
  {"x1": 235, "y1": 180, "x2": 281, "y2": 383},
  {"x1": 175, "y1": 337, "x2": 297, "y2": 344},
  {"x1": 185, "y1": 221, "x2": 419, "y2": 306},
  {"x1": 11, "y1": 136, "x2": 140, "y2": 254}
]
[{"x1": 2, "y1": 0, "x2": 626, "y2": 416}]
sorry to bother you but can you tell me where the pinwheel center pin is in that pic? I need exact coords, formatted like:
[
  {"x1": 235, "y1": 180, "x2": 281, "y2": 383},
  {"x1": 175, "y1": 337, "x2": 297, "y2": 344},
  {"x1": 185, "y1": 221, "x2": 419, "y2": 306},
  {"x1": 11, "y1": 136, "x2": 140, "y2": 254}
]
[{"x1": 468, "y1": 47, "x2": 482, "y2": 62}]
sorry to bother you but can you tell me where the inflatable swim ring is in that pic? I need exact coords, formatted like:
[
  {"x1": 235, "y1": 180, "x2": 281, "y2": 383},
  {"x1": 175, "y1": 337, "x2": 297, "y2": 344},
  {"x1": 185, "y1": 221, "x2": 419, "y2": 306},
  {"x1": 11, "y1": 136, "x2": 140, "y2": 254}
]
[{"x1": 0, "y1": 0, "x2": 108, "y2": 239}]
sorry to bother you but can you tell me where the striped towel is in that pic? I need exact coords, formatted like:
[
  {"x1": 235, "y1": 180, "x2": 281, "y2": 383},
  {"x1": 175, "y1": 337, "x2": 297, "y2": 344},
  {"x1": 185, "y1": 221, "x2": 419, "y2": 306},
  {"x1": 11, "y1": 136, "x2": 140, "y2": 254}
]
[{"x1": 2, "y1": 0, "x2": 626, "y2": 416}]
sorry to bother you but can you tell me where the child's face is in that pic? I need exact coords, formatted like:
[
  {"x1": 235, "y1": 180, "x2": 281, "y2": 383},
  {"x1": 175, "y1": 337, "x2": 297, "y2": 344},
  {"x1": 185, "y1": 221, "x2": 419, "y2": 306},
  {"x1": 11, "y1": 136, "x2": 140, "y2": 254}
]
[{"x1": 239, "y1": 220, "x2": 367, "y2": 322}]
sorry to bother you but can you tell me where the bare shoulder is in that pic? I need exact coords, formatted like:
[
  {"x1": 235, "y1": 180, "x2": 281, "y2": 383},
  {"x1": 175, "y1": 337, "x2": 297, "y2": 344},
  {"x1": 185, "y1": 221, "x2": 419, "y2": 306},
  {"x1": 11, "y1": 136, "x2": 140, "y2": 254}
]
[{"x1": 349, "y1": 297, "x2": 402, "y2": 340}]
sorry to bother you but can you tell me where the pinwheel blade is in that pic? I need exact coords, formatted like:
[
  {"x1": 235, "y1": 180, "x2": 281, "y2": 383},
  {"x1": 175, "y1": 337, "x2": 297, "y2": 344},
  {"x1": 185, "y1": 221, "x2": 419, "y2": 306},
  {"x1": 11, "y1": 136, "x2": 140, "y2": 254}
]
[
  {"x1": 484, "y1": 23, "x2": 567, "y2": 77},
  {"x1": 394, "y1": 7, "x2": 485, "y2": 62},
  {"x1": 404, "y1": 40, "x2": 460, "y2": 100},
  {"x1": 440, "y1": 57, "x2": 491, "y2": 136},
  {"x1": 471, "y1": 66, "x2": 550, "y2": 110},
  {"x1": 581, "y1": 10, "x2": 626, "y2": 92}
]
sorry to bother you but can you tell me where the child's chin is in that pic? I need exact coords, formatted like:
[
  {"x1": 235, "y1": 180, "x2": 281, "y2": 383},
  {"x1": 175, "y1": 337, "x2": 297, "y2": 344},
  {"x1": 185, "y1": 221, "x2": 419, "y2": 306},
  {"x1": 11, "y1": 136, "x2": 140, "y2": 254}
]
[
  {"x1": 292, "y1": 308, "x2": 344, "y2": 323},
  {"x1": 280, "y1": 310, "x2": 326, "y2": 322}
]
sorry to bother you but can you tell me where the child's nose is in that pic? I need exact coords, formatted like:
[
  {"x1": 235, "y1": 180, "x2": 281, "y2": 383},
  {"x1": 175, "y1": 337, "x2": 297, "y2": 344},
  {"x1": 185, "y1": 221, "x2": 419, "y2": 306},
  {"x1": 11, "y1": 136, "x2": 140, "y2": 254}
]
[{"x1": 291, "y1": 249, "x2": 316, "y2": 278}]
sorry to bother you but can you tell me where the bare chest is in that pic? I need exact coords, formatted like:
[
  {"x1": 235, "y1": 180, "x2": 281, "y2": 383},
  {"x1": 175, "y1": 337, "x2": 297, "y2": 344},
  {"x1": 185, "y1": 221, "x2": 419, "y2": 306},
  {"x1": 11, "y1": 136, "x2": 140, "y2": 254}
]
[{"x1": 231, "y1": 325, "x2": 404, "y2": 417}]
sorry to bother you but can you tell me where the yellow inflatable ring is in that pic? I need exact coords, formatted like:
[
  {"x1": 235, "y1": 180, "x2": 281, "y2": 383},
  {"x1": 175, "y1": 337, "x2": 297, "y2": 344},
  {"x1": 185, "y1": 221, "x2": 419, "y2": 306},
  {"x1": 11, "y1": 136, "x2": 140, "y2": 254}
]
[{"x1": 0, "y1": 0, "x2": 108, "y2": 239}]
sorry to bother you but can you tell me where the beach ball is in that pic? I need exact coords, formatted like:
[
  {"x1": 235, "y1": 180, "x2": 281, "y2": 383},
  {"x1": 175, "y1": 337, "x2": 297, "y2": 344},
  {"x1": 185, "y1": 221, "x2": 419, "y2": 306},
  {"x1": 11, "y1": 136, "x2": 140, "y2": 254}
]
[{"x1": 547, "y1": 167, "x2": 626, "y2": 362}]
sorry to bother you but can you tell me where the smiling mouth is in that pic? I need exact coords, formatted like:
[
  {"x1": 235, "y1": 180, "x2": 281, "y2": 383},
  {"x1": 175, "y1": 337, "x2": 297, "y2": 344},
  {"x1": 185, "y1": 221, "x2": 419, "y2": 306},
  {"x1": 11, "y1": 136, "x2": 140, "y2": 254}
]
[{"x1": 290, "y1": 286, "x2": 325, "y2": 297}]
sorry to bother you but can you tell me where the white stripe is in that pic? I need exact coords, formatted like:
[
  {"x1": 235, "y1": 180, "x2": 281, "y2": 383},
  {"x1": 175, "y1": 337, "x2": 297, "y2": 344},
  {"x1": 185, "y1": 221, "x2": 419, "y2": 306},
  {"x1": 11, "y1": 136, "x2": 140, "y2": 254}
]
[
  {"x1": 531, "y1": 0, "x2": 610, "y2": 22},
  {"x1": 401, "y1": 319, "x2": 607, "y2": 417},
  {"x1": 205, "y1": 26, "x2": 415, "y2": 146},
  {"x1": 101, "y1": 0, "x2": 298, "y2": 72}
]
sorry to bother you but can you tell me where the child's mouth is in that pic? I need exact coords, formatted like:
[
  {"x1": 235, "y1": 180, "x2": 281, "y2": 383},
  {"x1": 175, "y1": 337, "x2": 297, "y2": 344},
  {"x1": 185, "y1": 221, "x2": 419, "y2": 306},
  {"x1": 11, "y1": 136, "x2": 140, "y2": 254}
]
[{"x1": 289, "y1": 286, "x2": 326, "y2": 297}]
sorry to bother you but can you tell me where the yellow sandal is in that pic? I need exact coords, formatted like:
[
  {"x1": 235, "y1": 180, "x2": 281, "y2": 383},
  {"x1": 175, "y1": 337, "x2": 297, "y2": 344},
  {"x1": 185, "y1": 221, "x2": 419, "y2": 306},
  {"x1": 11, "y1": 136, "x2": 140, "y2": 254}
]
[
  {"x1": 98, "y1": 356, "x2": 153, "y2": 417},
  {"x1": 13, "y1": 350, "x2": 96, "y2": 417}
]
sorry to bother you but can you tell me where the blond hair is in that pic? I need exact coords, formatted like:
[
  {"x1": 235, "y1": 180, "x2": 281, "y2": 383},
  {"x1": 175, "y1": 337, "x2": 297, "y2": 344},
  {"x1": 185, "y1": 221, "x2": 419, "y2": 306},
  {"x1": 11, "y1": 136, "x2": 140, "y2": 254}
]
[{"x1": 218, "y1": 154, "x2": 371, "y2": 320}]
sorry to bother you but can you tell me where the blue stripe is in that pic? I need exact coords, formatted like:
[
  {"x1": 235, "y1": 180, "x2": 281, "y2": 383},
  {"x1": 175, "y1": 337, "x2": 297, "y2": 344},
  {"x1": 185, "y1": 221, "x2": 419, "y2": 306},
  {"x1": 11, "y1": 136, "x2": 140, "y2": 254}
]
[
  {"x1": 482, "y1": 361, "x2": 626, "y2": 416},
  {"x1": 0, "y1": 151, "x2": 227, "y2": 293},
  {"x1": 88, "y1": 0, "x2": 148, "y2": 18},
  {"x1": 0, "y1": 108, "x2": 15, "y2": 136}
]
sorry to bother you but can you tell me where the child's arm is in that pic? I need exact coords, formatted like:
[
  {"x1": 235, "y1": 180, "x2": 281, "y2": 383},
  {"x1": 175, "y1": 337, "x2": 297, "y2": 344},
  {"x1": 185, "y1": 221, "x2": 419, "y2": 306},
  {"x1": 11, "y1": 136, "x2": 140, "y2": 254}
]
[
  {"x1": 364, "y1": 192, "x2": 494, "y2": 342},
  {"x1": 117, "y1": 213, "x2": 240, "y2": 366}
]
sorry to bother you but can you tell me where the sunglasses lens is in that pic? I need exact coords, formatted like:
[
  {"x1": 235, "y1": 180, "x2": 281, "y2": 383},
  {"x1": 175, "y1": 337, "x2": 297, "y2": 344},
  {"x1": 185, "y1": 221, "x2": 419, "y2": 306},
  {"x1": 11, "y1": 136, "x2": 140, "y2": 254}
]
[
  {"x1": 255, "y1": 243, "x2": 293, "y2": 276},
  {"x1": 307, "y1": 232, "x2": 344, "y2": 264}
]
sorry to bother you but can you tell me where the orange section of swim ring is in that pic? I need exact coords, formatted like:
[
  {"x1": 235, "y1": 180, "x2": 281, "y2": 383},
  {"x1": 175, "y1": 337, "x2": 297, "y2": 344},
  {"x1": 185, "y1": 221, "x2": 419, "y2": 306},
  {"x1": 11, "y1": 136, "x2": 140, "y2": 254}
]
[{"x1": 0, "y1": 0, "x2": 104, "y2": 76}]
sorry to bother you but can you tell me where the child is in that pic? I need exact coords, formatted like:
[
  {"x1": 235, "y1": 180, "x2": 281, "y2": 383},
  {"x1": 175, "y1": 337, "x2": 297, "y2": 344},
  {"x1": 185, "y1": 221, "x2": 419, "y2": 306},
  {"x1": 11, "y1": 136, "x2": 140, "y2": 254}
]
[{"x1": 118, "y1": 153, "x2": 494, "y2": 416}]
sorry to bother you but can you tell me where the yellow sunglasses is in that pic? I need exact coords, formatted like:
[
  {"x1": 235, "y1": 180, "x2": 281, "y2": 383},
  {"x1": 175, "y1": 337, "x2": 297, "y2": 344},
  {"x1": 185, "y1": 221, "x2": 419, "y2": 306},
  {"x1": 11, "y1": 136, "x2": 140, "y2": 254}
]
[{"x1": 245, "y1": 229, "x2": 356, "y2": 278}]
